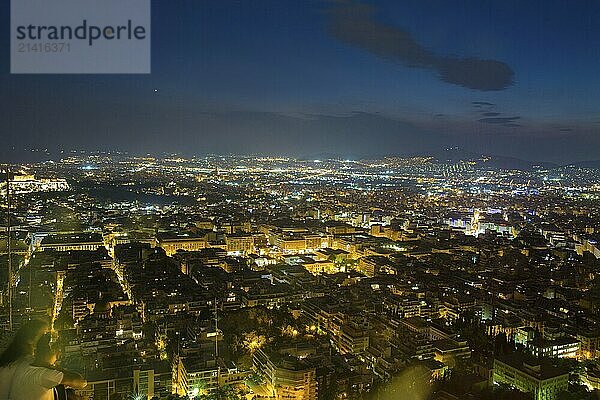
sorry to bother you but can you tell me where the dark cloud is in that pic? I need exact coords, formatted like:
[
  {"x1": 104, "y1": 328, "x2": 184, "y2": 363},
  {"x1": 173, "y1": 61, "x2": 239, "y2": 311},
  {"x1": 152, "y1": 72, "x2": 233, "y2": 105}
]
[
  {"x1": 327, "y1": 1, "x2": 514, "y2": 91},
  {"x1": 437, "y1": 58, "x2": 514, "y2": 91},
  {"x1": 472, "y1": 101, "x2": 495, "y2": 107},
  {"x1": 482, "y1": 112, "x2": 500, "y2": 117},
  {"x1": 559, "y1": 127, "x2": 573, "y2": 132}
]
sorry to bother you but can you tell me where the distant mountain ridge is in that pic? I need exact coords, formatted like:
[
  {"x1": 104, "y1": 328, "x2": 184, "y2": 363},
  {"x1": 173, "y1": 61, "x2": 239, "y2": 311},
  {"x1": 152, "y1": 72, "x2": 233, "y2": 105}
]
[
  {"x1": 568, "y1": 160, "x2": 600, "y2": 169},
  {"x1": 300, "y1": 148, "x2": 564, "y2": 170},
  {"x1": 423, "y1": 148, "x2": 559, "y2": 170},
  {"x1": 302, "y1": 148, "x2": 600, "y2": 170},
  {"x1": 3, "y1": 147, "x2": 600, "y2": 170}
]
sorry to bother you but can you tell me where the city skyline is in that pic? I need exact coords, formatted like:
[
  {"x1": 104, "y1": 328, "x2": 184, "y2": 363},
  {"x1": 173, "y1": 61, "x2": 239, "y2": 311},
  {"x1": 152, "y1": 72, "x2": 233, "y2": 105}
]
[
  {"x1": 2, "y1": 153, "x2": 600, "y2": 399},
  {"x1": 2, "y1": 2, "x2": 600, "y2": 399}
]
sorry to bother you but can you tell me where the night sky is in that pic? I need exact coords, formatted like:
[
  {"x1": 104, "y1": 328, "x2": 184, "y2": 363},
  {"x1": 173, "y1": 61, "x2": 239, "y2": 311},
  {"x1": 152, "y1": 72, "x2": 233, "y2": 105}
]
[{"x1": 2, "y1": 0, "x2": 600, "y2": 163}]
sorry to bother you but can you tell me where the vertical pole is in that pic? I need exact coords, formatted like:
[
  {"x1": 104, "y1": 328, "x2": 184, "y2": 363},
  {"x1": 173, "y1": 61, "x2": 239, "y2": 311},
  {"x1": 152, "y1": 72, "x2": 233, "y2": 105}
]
[
  {"x1": 215, "y1": 298, "x2": 221, "y2": 399},
  {"x1": 6, "y1": 166, "x2": 12, "y2": 331},
  {"x1": 28, "y1": 265, "x2": 32, "y2": 312},
  {"x1": 214, "y1": 299, "x2": 219, "y2": 358}
]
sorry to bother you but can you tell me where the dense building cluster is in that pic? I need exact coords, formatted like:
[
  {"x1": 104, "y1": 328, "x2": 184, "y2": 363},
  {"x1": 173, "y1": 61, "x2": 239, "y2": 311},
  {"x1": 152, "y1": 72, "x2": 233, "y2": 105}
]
[{"x1": 2, "y1": 154, "x2": 600, "y2": 400}]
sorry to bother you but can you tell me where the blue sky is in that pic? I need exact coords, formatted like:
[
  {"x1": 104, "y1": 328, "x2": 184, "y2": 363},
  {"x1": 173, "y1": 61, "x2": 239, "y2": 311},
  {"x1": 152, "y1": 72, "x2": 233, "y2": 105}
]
[{"x1": 1, "y1": 0, "x2": 600, "y2": 163}]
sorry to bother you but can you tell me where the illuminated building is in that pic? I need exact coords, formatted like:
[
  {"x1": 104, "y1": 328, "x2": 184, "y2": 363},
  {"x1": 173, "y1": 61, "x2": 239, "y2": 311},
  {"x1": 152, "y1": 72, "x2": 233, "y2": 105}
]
[
  {"x1": 172, "y1": 355, "x2": 246, "y2": 398},
  {"x1": 253, "y1": 348, "x2": 318, "y2": 400},
  {"x1": 313, "y1": 248, "x2": 349, "y2": 262},
  {"x1": 493, "y1": 355, "x2": 569, "y2": 400},
  {"x1": 358, "y1": 256, "x2": 396, "y2": 277},
  {"x1": 525, "y1": 337, "x2": 580, "y2": 359},
  {"x1": 273, "y1": 231, "x2": 327, "y2": 254},
  {"x1": 156, "y1": 232, "x2": 208, "y2": 256},
  {"x1": 335, "y1": 322, "x2": 370, "y2": 355},
  {"x1": 195, "y1": 219, "x2": 215, "y2": 230},
  {"x1": 38, "y1": 232, "x2": 104, "y2": 252},
  {"x1": 582, "y1": 367, "x2": 600, "y2": 390},
  {"x1": 225, "y1": 233, "x2": 255, "y2": 254},
  {"x1": 1, "y1": 173, "x2": 69, "y2": 194},
  {"x1": 515, "y1": 327, "x2": 536, "y2": 346},
  {"x1": 432, "y1": 339, "x2": 471, "y2": 367},
  {"x1": 76, "y1": 364, "x2": 172, "y2": 400},
  {"x1": 301, "y1": 260, "x2": 339, "y2": 275},
  {"x1": 577, "y1": 331, "x2": 600, "y2": 360}
]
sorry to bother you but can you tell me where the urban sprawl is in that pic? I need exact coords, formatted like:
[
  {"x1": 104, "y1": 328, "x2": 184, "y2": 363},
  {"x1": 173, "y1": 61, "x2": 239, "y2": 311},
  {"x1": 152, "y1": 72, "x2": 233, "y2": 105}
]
[{"x1": 2, "y1": 153, "x2": 600, "y2": 400}]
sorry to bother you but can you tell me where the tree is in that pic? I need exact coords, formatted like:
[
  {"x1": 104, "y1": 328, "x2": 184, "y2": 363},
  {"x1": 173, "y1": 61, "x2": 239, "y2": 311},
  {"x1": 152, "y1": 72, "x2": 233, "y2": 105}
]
[
  {"x1": 557, "y1": 385, "x2": 598, "y2": 400},
  {"x1": 194, "y1": 385, "x2": 243, "y2": 400},
  {"x1": 164, "y1": 395, "x2": 187, "y2": 400},
  {"x1": 243, "y1": 331, "x2": 267, "y2": 353}
]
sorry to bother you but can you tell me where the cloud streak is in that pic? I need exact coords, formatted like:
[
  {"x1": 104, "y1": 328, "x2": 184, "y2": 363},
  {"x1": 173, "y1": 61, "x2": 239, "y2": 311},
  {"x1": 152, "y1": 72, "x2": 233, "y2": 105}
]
[
  {"x1": 471, "y1": 101, "x2": 521, "y2": 128},
  {"x1": 327, "y1": 1, "x2": 514, "y2": 91},
  {"x1": 478, "y1": 116, "x2": 521, "y2": 128},
  {"x1": 478, "y1": 116, "x2": 520, "y2": 124}
]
